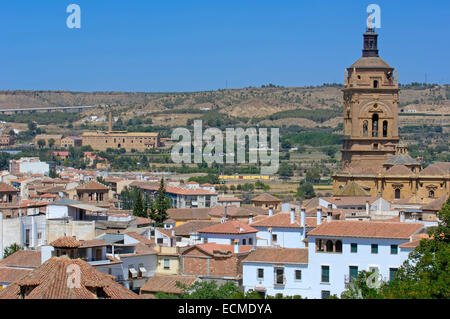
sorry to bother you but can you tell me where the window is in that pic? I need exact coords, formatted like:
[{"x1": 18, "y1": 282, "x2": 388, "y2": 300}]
[
  {"x1": 295, "y1": 270, "x2": 302, "y2": 280},
  {"x1": 391, "y1": 245, "x2": 398, "y2": 255},
  {"x1": 349, "y1": 266, "x2": 358, "y2": 280},
  {"x1": 272, "y1": 234, "x2": 277, "y2": 243},
  {"x1": 363, "y1": 120, "x2": 368, "y2": 136},
  {"x1": 389, "y1": 268, "x2": 398, "y2": 281},
  {"x1": 248, "y1": 238, "x2": 253, "y2": 245},
  {"x1": 325, "y1": 240, "x2": 333, "y2": 252},
  {"x1": 429, "y1": 190, "x2": 435, "y2": 198},
  {"x1": 275, "y1": 268, "x2": 284, "y2": 285},
  {"x1": 395, "y1": 188, "x2": 401, "y2": 199},
  {"x1": 242, "y1": 239, "x2": 246, "y2": 245},
  {"x1": 321, "y1": 290, "x2": 331, "y2": 299},
  {"x1": 157, "y1": 238, "x2": 163, "y2": 244},
  {"x1": 316, "y1": 239, "x2": 324, "y2": 252},
  {"x1": 257, "y1": 268, "x2": 264, "y2": 279},
  {"x1": 163, "y1": 258, "x2": 170, "y2": 270},
  {"x1": 371, "y1": 244, "x2": 378, "y2": 254},
  {"x1": 372, "y1": 114, "x2": 379, "y2": 137},
  {"x1": 351, "y1": 243, "x2": 358, "y2": 253},
  {"x1": 335, "y1": 240, "x2": 342, "y2": 253},
  {"x1": 321, "y1": 266, "x2": 330, "y2": 283},
  {"x1": 383, "y1": 120, "x2": 388, "y2": 137},
  {"x1": 369, "y1": 266, "x2": 379, "y2": 273},
  {"x1": 373, "y1": 80, "x2": 378, "y2": 88}
]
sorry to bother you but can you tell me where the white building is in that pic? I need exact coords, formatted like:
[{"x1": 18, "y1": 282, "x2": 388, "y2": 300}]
[
  {"x1": 198, "y1": 219, "x2": 258, "y2": 246},
  {"x1": 250, "y1": 207, "x2": 318, "y2": 248},
  {"x1": 242, "y1": 247, "x2": 309, "y2": 298},
  {"x1": 242, "y1": 218, "x2": 424, "y2": 299},
  {"x1": 9, "y1": 157, "x2": 49, "y2": 176}
]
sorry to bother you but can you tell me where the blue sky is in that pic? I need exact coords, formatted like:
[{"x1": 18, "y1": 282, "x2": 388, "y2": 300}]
[{"x1": 0, "y1": 1, "x2": 448, "y2": 92}]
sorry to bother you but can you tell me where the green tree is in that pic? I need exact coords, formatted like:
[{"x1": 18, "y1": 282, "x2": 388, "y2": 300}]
[
  {"x1": 150, "y1": 178, "x2": 170, "y2": 226},
  {"x1": 296, "y1": 181, "x2": 316, "y2": 199},
  {"x1": 37, "y1": 139, "x2": 46, "y2": 149},
  {"x1": 279, "y1": 162, "x2": 294, "y2": 177},
  {"x1": 49, "y1": 168, "x2": 59, "y2": 178},
  {"x1": 3, "y1": 243, "x2": 22, "y2": 258},
  {"x1": 132, "y1": 189, "x2": 146, "y2": 217},
  {"x1": 48, "y1": 138, "x2": 55, "y2": 148},
  {"x1": 305, "y1": 168, "x2": 321, "y2": 184},
  {"x1": 379, "y1": 197, "x2": 450, "y2": 299},
  {"x1": 28, "y1": 121, "x2": 37, "y2": 132}
]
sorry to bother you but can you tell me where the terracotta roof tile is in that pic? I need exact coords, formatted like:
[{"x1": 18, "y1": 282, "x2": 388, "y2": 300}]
[
  {"x1": 0, "y1": 268, "x2": 32, "y2": 284},
  {"x1": 0, "y1": 182, "x2": 18, "y2": 193},
  {"x1": 192, "y1": 243, "x2": 253, "y2": 255},
  {"x1": 76, "y1": 180, "x2": 109, "y2": 191},
  {"x1": 251, "y1": 193, "x2": 281, "y2": 202},
  {"x1": 0, "y1": 250, "x2": 41, "y2": 268},
  {"x1": 307, "y1": 220, "x2": 423, "y2": 239},
  {"x1": 198, "y1": 219, "x2": 258, "y2": 234},
  {"x1": 0, "y1": 256, "x2": 140, "y2": 299},
  {"x1": 243, "y1": 247, "x2": 308, "y2": 264},
  {"x1": 140, "y1": 275, "x2": 198, "y2": 294},
  {"x1": 172, "y1": 221, "x2": 220, "y2": 237},
  {"x1": 50, "y1": 236, "x2": 82, "y2": 248}
]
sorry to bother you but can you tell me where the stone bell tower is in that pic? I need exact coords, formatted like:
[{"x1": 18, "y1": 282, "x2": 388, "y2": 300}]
[{"x1": 341, "y1": 27, "x2": 400, "y2": 168}]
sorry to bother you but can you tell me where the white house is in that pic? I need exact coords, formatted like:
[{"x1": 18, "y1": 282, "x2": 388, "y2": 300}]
[
  {"x1": 45, "y1": 198, "x2": 108, "y2": 220},
  {"x1": 197, "y1": 219, "x2": 258, "y2": 246},
  {"x1": 241, "y1": 217, "x2": 424, "y2": 299},
  {"x1": 304, "y1": 219, "x2": 424, "y2": 299},
  {"x1": 242, "y1": 247, "x2": 309, "y2": 298},
  {"x1": 250, "y1": 206, "x2": 319, "y2": 248}
]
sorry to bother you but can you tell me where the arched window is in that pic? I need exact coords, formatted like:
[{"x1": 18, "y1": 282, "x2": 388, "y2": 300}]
[
  {"x1": 373, "y1": 80, "x2": 378, "y2": 88},
  {"x1": 363, "y1": 120, "x2": 368, "y2": 136},
  {"x1": 395, "y1": 189, "x2": 401, "y2": 199},
  {"x1": 326, "y1": 240, "x2": 333, "y2": 252},
  {"x1": 372, "y1": 114, "x2": 379, "y2": 137},
  {"x1": 383, "y1": 121, "x2": 388, "y2": 137},
  {"x1": 429, "y1": 190, "x2": 435, "y2": 198},
  {"x1": 335, "y1": 240, "x2": 343, "y2": 253}
]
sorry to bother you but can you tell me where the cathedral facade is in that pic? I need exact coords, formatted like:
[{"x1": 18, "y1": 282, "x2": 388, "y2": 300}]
[{"x1": 332, "y1": 28, "x2": 450, "y2": 207}]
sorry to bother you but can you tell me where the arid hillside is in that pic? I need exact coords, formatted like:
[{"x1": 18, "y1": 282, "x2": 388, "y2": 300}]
[{"x1": 0, "y1": 84, "x2": 448, "y2": 129}]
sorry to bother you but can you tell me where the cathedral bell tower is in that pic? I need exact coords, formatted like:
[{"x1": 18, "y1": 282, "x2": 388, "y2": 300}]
[{"x1": 341, "y1": 27, "x2": 400, "y2": 168}]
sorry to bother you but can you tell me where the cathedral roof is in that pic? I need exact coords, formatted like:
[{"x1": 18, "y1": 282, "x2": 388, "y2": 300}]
[
  {"x1": 421, "y1": 195, "x2": 448, "y2": 212},
  {"x1": 420, "y1": 162, "x2": 450, "y2": 176},
  {"x1": 334, "y1": 181, "x2": 370, "y2": 197},
  {"x1": 385, "y1": 154, "x2": 419, "y2": 166},
  {"x1": 386, "y1": 165, "x2": 413, "y2": 175},
  {"x1": 350, "y1": 56, "x2": 392, "y2": 69}
]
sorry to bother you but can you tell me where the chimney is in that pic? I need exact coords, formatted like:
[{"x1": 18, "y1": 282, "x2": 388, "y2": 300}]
[
  {"x1": 399, "y1": 210, "x2": 405, "y2": 223},
  {"x1": 31, "y1": 215, "x2": 37, "y2": 248},
  {"x1": 268, "y1": 206, "x2": 273, "y2": 216},
  {"x1": 316, "y1": 207, "x2": 322, "y2": 225},
  {"x1": 300, "y1": 206, "x2": 306, "y2": 227},
  {"x1": 233, "y1": 239, "x2": 240, "y2": 253},
  {"x1": 224, "y1": 206, "x2": 228, "y2": 219},
  {"x1": 248, "y1": 216, "x2": 253, "y2": 224},
  {"x1": 290, "y1": 207, "x2": 296, "y2": 224},
  {"x1": 108, "y1": 111, "x2": 112, "y2": 132},
  {"x1": 327, "y1": 210, "x2": 333, "y2": 223},
  {"x1": 366, "y1": 201, "x2": 370, "y2": 215},
  {"x1": 268, "y1": 228, "x2": 273, "y2": 246}
]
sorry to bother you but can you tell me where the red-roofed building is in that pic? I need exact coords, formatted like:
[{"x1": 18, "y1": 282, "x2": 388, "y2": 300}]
[
  {"x1": 181, "y1": 243, "x2": 253, "y2": 285},
  {"x1": 198, "y1": 219, "x2": 258, "y2": 246}
]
